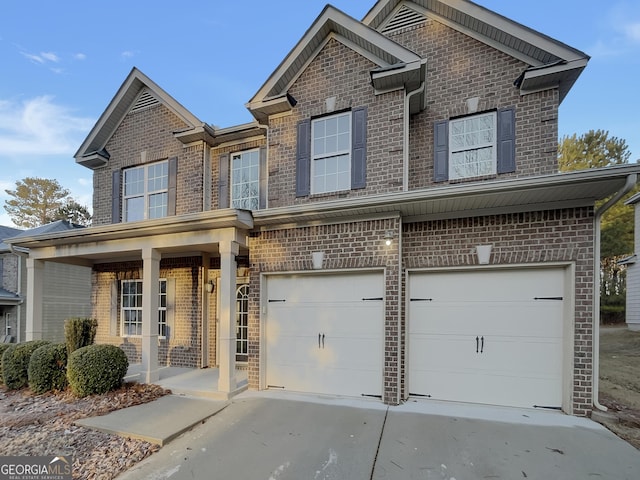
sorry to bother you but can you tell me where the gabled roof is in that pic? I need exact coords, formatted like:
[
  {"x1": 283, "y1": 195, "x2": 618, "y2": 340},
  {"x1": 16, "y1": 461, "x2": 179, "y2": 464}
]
[
  {"x1": 0, "y1": 287, "x2": 22, "y2": 306},
  {"x1": 75, "y1": 67, "x2": 209, "y2": 169},
  {"x1": 0, "y1": 225, "x2": 23, "y2": 252},
  {"x1": 247, "y1": 5, "x2": 425, "y2": 122},
  {"x1": 363, "y1": 0, "x2": 589, "y2": 103}
]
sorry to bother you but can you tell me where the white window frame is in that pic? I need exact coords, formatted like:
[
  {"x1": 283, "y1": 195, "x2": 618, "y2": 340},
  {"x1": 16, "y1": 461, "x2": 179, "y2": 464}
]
[
  {"x1": 123, "y1": 160, "x2": 169, "y2": 222},
  {"x1": 235, "y1": 284, "x2": 249, "y2": 362},
  {"x1": 231, "y1": 149, "x2": 260, "y2": 210},
  {"x1": 448, "y1": 111, "x2": 497, "y2": 180},
  {"x1": 311, "y1": 111, "x2": 352, "y2": 194},
  {"x1": 121, "y1": 279, "x2": 167, "y2": 338}
]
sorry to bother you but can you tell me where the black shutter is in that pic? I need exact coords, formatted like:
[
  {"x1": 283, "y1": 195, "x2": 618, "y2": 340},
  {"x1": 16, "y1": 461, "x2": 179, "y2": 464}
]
[
  {"x1": 497, "y1": 107, "x2": 516, "y2": 174},
  {"x1": 167, "y1": 157, "x2": 177, "y2": 216},
  {"x1": 433, "y1": 120, "x2": 449, "y2": 182},
  {"x1": 218, "y1": 153, "x2": 230, "y2": 209},
  {"x1": 109, "y1": 280, "x2": 119, "y2": 336},
  {"x1": 295, "y1": 119, "x2": 311, "y2": 197},
  {"x1": 351, "y1": 106, "x2": 367, "y2": 189},
  {"x1": 259, "y1": 146, "x2": 268, "y2": 209},
  {"x1": 112, "y1": 170, "x2": 121, "y2": 223}
]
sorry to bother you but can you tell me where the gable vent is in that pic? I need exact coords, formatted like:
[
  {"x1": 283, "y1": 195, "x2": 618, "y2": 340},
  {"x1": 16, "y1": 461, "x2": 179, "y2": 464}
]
[
  {"x1": 381, "y1": 5, "x2": 426, "y2": 34},
  {"x1": 130, "y1": 89, "x2": 160, "y2": 113}
]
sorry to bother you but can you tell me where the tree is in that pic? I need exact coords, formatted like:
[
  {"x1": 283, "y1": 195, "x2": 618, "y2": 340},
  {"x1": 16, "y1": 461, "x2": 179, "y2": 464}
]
[
  {"x1": 558, "y1": 130, "x2": 636, "y2": 323},
  {"x1": 52, "y1": 199, "x2": 92, "y2": 226},
  {"x1": 558, "y1": 129, "x2": 631, "y2": 171},
  {"x1": 4, "y1": 177, "x2": 70, "y2": 228}
]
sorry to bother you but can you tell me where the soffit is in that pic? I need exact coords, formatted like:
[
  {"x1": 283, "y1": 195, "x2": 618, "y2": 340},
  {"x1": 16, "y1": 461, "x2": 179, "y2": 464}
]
[{"x1": 253, "y1": 165, "x2": 640, "y2": 227}]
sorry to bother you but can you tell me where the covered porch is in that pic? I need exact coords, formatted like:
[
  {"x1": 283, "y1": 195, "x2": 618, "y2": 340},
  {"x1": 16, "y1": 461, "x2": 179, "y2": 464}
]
[
  {"x1": 6, "y1": 209, "x2": 253, "y2": 397},
  {"x1": 125, "y1": 364, "x2": 249, "y2": 400}
]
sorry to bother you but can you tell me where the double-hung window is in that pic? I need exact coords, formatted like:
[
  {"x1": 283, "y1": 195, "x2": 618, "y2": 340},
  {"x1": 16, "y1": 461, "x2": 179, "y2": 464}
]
[
  {"x1": 123, "y1": 160, "x2": 168, "y2": 221},
  {"x1": 231, "y1": 150, "x2": 260, "y2": 210},
  {"x1": 449, "y1": 111, "x2": 496, "y2": 180},
  {"x1": 311, "y1": 112, "x2": 352, "y2": 194},
  {"x1": 121, "y1": 279, "x2": 167, "y2": 337},
  {"x1": 434, "y1": 107, "x2": 515, "y2": 183}
]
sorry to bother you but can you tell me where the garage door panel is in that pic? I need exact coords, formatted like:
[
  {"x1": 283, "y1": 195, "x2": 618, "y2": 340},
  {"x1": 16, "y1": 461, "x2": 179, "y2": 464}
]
[
  {"x1": 409, "y1": 268, "x2": 565, "y2": 409},
  {"x1": 266, "y1": 272, "x2": 384, "y2": 398}
]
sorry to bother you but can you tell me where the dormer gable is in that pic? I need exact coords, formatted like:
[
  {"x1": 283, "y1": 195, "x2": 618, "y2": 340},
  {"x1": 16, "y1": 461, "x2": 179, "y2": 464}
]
[
  {"x1": 364, "y1": 0, "x2": 589, "y2": 103},
  {"x1": 247, "y1": 5, "x2": 426, "y2": 123},
  {"x1": 75, "y1": 67, "x2": 212, "y2": 170}
]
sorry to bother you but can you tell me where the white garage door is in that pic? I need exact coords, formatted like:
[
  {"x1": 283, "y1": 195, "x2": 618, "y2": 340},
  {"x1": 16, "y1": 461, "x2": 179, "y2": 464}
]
[
  {"x1": 265, "y1": 272, "x2": 384, "y2": 398},
  {"x1": 409, "y1": 268, "x2": 565, "y2": 409}
]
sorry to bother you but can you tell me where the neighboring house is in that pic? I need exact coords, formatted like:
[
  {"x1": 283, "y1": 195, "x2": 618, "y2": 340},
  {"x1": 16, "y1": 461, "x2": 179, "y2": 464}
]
[
  {"x1": 1, "y1": 225, "x2": 24, "y2": 342},
  {"x1": 623, "y1": 192, "x2": 640, "y2": 331},
  {"x1": 7, "y1": 0, "x2": 640, "y2": 416},
  {"x1": 1, "y1": 221, "x2": 92, "y2": 343}
]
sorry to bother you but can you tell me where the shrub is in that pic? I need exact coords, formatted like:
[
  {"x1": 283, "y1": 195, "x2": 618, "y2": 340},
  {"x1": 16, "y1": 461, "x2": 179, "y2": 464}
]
[
  {"x1": 0, "y1": 343, "x2": 13, "y2": 385},
  {"x1": 67, "y1": 344, "x2": 128, "y2": 397},
  {"x1": 2, "y1": 340, "x2": 50, "y2": 390},
  {"x1": 64, "y1": 317, "x2": 98, "y2": 355},
  {"x1": 28, "y1": 343, "x2": 68, "y2": 394}
]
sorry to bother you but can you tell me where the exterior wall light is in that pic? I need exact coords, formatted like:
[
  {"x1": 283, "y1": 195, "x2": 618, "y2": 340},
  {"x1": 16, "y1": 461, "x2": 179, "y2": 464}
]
[
  {"x1": 206, "y1": 280, "x2": 214, "y2": 293},
  {"x1": 384, "y1": 231, "x2": 395, "y2": 246},
  {"x1": 476, "y1": 245, "x2": 492, "y2": 264}
]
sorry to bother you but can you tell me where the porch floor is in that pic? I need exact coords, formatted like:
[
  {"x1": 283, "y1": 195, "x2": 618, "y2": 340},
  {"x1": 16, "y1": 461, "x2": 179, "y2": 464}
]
[{"x1": 125, "y1": 365, "x2": 248, "y2": 400}]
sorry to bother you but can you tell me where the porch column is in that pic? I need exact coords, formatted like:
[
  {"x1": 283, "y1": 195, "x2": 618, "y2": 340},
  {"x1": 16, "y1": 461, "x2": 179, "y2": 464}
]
[
  {"x1": 218, "y1": 240, "x2": 238, "y2": 392},
  {"x1": 141, "y1": 247, "x2": 160, "y2": 383},
  {"x1": 25, "y1": 258, "x2": 44, "y2": 340}
]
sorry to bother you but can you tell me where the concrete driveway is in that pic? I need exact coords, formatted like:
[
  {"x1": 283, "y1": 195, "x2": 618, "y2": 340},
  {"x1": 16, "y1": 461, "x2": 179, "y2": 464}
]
[{"x1": 117, "y1": 392, "x2": 640, "y2": 480}]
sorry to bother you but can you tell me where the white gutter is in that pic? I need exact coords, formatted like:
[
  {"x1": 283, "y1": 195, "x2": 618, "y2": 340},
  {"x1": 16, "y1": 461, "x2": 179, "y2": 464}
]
[
  {"x1": 397, "y1": 215, "x2": 403, "y2": 404},
  {"x1": 403, "y1": 82, "x2": 425, "y2": 191},
  {"x1": 592, "y1": 172, "x2": 637, "y2": 412}
]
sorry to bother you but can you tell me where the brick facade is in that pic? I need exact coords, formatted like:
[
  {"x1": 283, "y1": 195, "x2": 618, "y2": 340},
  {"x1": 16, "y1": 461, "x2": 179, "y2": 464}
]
[{"x1": 70, "y1": 3, "x2": 600, "y2": 416}]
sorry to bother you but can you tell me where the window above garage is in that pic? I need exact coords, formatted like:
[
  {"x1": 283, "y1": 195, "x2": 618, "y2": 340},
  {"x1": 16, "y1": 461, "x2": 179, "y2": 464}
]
[{"x1": 435, "y1": 108, "x2": 515, "y2": 183}]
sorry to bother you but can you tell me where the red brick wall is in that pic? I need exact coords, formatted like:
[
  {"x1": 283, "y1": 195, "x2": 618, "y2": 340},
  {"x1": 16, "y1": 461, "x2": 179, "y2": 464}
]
[
  {"x1": 92, "y1": 103, "x2": 205, "y2": 225},
  {"x1": 266, "y1": 38, "x2": 406, "y2": 208},
  {"x1": 248, "y1": 217, "x2": 402, "y2": 404},
  {"x1": 92, "y1": 257, "x2": 204, "y2": 368},
  {"x1": 385, "y1": 20, "x2": 560, "y2": 189},
  {"x1": 402, "y1": 207, "x2": 595, "y2": 415}
]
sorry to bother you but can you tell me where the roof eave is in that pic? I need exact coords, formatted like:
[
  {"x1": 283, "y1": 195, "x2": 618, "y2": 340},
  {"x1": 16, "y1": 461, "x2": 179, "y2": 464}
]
[{"x1": 253, "y1": 165, "x2": 640, "y2": 226}]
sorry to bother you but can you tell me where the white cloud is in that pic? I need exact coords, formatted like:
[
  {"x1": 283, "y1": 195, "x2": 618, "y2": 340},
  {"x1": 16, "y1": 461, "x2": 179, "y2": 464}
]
[
  {"x1": 74, "y1": 53, "x2": 87, "y2": 61},
  {"x1": 21, "y1": 51, "x2": 60, "y2": 64},
  {"x1": 590, "y1": 2, "x2": 640, "y2": 57},
  {"x1": 121, "y1": 50, "x2": 136, "y2": 59},
  {"x1": 0, "y1": 96, "x2": 94, "y2": 156},
  {"x1": 40, "y1": 52, "x2": 60, "y2": 62},
  {"x1": 623, "y1": 21, "x2": 640, "y2": 42}
]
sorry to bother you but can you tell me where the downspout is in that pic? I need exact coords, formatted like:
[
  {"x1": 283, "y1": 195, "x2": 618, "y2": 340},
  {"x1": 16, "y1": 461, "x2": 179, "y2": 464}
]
[
  {"x1": 592, "y1": 172, "x2": 637, "y2": 412},
  {"x1": 397, "y1": 214, "x2": 403, "y2": 404},
  {"x1": 403, "y1": 82, "x2": 425, "y2": 192}
]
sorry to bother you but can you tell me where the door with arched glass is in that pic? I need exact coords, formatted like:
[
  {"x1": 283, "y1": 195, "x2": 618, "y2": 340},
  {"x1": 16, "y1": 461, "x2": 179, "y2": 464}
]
[{"x1": 236, "y1": 284, "x2": 249, "y2": 363}]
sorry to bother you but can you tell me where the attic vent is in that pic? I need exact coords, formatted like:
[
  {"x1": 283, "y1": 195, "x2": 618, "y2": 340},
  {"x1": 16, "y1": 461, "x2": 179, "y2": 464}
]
[
  {"x1": 131, "y1": 89, "x2": 160, "y2": 113},
  {"x1": 381, "y1": 5, "x2": 426, "y2": 34}
]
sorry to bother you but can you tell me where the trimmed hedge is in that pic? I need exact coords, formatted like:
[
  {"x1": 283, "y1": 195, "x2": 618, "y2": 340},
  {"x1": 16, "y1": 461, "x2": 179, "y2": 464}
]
[
  {"x1": 2, "y1": 340, "x2": 50, "y2": 390},
  {"x1": 64, "y1": 317, "x2": 97, "y2": 355},
  {"x1": 67, "y1": 344, "x2": 128, "y2": 397},
  {"x1": 0, "y1": 343, "x2": 13, "y2": 385},
  {"x1": 28, "y1": 343, "x2": 68, "y2": 394}
]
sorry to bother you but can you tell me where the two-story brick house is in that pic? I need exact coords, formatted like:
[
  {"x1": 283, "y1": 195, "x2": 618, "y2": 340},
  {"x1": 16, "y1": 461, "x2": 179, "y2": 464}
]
[{"x1": 8, "y1": 0, "x2": 640, "y2": 416}]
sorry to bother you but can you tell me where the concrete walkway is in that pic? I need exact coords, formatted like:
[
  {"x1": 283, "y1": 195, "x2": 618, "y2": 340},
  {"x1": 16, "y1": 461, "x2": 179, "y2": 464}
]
[
  {"x1": 76, "y1": 395, "x2": 228, "y2": 446},
  {"x1": 101, "y1": 391, "x2": 640, "y2": 480}
]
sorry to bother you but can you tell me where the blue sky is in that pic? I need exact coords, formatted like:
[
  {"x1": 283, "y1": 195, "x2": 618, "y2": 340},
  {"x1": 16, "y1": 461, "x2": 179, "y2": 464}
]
[{"x1": 1, "y1": 0, "x2": 639, "y2": 228}]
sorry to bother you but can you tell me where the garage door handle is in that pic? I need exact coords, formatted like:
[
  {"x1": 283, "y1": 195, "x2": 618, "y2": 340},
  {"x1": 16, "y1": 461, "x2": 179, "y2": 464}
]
[
  {"x1": 322, "y1": 334, "x2": 325, "y2": 349},
  {"x1": 318, "y1": 333, "x2": 321, "y2": 349},
  {"x1": 481, "y1": 336, "x2": 484, "y2": 353},
  {"x1": 476, "y1": 336, "x2": 479, "y2": 353},
  {"x1": 318, "y1": 333, "x2": 325, "y2": 349}
]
